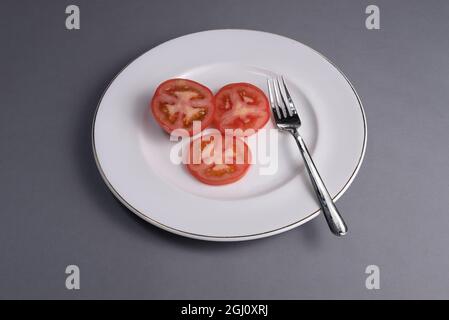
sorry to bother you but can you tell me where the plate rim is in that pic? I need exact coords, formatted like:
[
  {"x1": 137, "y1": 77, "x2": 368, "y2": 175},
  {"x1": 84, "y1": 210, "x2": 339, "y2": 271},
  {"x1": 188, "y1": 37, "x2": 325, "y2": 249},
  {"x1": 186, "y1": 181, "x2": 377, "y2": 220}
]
[{"x1": 91, "y1": 29, "x2": 367, "y2": 241}]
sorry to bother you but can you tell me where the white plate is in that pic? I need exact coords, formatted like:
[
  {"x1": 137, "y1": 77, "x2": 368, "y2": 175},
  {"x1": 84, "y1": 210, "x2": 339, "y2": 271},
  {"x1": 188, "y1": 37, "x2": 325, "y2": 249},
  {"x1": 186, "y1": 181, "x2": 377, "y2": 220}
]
[{"x1": 92, "y1": 29, "x2": 367, "y2": 241}]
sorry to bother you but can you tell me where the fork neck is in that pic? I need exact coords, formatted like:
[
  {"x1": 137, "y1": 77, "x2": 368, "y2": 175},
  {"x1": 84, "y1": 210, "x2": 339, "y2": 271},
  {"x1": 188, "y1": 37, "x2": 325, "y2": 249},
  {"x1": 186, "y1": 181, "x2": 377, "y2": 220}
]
[{"x1": 286, "y1": 127, "x2": 300, "y2": 138}]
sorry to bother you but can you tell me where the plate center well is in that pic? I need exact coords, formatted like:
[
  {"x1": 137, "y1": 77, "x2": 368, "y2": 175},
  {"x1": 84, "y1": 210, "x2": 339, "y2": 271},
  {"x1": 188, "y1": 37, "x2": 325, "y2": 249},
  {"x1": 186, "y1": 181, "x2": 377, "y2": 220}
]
[{"x1": 138, "y1": 63, "x2": 319, "y2": 200}]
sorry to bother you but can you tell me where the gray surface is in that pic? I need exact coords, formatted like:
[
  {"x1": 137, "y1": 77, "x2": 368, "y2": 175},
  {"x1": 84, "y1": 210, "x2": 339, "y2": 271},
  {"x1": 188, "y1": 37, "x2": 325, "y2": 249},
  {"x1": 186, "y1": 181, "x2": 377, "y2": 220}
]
[{"x1": 1, "y1": 0, "x2": 449, "y2": 299}]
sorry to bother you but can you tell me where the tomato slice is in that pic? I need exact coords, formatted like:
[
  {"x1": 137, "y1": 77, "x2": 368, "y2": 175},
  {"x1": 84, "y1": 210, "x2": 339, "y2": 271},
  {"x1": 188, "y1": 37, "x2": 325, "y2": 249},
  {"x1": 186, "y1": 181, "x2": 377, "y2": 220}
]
[
  {"x1": 214, "y1": 83, "x2": 270, "y2": 136},
  {"x1": 186, "y1": 133, "x2": 251, "y2": 185},
  {"x1": 151, "y1": 79, "x2": 215, "y2": 135}
]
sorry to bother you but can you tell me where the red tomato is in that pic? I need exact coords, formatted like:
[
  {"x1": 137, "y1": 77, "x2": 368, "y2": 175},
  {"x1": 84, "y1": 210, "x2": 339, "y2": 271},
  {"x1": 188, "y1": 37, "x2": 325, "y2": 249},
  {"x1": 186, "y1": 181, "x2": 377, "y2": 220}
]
[
  {"x1": 214, "y1": 83, "x2": 270, "y2": 136},
  {"x1": 151, "y1": 79, "x2": 215, "y2": 135},
  {"x1": 186, "y1": 133, "x2": 251, "y2": 185}
]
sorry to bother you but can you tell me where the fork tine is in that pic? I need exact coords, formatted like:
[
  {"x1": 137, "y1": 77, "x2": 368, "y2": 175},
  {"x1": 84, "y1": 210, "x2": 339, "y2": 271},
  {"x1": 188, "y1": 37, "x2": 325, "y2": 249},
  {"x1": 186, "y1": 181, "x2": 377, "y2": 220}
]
[
  {"x1": 274, "y1": 77, "x2": 290, "y2": 117},
  {"x1": 267, "y1": 78, "x2": 282, "y2": 121},
  {"x1": 280, "y1": 76, "x2": 298, "y2": 115}
]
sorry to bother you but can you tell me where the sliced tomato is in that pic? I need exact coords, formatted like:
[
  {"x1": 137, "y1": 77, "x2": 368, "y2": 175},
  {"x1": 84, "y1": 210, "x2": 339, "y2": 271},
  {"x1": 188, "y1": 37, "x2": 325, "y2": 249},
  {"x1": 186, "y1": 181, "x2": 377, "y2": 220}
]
[
  {"x1": 214, "y1": 82, "x2": 270, "y2": 136},
  {"x1": 151, "y1": 79, "x2": 215, "y2": 135},
  {"x1": 186, "y1": 133, "x2": 251, "y2": 185}
]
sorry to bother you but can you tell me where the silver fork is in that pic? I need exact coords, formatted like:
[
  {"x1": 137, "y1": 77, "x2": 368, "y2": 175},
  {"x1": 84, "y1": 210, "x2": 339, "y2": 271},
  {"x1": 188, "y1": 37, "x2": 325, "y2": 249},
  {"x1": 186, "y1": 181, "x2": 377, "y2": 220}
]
[{"x1": 267, "y1": 76, "x2": 348, "y2": 236}]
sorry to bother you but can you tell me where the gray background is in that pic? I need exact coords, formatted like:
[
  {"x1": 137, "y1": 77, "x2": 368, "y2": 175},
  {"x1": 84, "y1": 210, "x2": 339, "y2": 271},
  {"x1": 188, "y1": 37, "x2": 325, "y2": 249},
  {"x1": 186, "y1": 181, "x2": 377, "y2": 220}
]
[{"x1": 1, "y1": 0, "x2": 448, "y2": 299}]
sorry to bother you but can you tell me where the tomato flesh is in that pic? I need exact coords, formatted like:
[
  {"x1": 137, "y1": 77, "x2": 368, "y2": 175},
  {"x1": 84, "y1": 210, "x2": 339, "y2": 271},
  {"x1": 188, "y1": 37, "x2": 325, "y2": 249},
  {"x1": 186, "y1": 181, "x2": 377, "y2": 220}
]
[
  {"x1": 151, "y1": 79, "x2": 215, "y2": 135},
  {"x1": 214, "y1": 83, "x2": 270, "y2": 136},
  {"x1": 186, "y1": 134, "x2": 251, "y2": 185}
]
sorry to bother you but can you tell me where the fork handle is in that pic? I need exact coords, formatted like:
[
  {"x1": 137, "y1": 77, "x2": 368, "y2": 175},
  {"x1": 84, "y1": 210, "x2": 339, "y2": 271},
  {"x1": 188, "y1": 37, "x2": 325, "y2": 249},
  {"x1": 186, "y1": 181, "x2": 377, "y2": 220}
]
[{"x1": 290, "y1": 129, "x2": 348, "y2": 236}]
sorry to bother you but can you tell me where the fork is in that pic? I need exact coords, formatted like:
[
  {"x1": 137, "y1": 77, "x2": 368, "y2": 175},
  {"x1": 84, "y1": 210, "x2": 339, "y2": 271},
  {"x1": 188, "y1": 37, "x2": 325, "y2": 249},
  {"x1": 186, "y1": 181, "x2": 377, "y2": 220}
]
[{"x1": 267, "y1": 76, "x2": 348, "y2": 236}]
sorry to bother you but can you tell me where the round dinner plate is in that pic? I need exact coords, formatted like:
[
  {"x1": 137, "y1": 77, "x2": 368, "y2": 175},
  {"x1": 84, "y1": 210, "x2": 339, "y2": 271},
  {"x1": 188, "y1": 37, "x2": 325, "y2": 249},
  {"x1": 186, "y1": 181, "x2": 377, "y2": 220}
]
[{"x1": 92, "y1": 29, "x2": 367, "y2": 241}]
